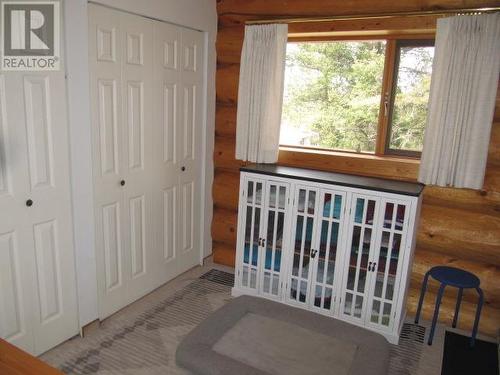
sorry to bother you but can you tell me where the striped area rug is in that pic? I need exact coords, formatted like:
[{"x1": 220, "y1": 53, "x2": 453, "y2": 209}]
[{"x1": 43, "y1": 269, "x2": 439, "y2": 375}]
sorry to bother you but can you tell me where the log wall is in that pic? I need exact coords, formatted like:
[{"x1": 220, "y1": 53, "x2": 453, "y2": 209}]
[{"x1": 213, "y1": 0, "x2": 500, "y2": 336}]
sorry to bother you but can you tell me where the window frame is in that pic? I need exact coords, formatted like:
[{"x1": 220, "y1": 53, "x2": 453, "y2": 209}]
[
  {"x1": 383, "y1": 38, "x2": 435, "y2": 158},
  {"x1": 281, "y1": 33, "x2": 435, "y2": 159}
]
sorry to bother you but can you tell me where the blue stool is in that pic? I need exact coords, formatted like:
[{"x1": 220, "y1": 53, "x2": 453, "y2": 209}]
[{"x1": 414, "y1": 266, "x2": 484, "y2": 346}]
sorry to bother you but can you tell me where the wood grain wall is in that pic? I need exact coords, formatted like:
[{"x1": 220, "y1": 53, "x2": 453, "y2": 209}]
[{"x1": 213, "y1": 0, "x2": 500, "y2": 336}]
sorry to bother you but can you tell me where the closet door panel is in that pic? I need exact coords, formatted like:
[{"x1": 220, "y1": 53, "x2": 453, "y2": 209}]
[
  {"x1": 286, "y1": 186, "x2": 319, "y2": 307},
  {"x1": 120, "y1": 12, "x2": 155, "y2": 302},
  {"x1": 340, "y1": 194, "x2": 380, "y2": 324},
  {"x1": 259, "y1": 181, "x2": 289, "y2": 299},
  {"x1": 152, "y1": 22, "x2": 181, "y2": 282},
  {"x1": 237, "y1": 178, "x2": 266, "y2": 292},
  {"x1": 365, "y1": 199, "x2": 409, "y2": 332},
  {"x1": 310, "y1": 190, "x2": 347, "y2": 315},
  {"x1": 176, "y1": 28, "x2": 203, "y2": 272}
]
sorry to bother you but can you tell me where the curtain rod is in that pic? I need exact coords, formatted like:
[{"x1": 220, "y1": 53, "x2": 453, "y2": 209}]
[{"x1": 244, "y1": 7, "x2": 500, "y2": 25}]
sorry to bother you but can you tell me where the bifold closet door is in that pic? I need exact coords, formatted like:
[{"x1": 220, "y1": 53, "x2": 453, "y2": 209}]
[
  {"x1": 89, "y1": 5, "x2": 155, "y2": 318},
  {"x1": 152, "y1": 22, "x2": 203, "y2": 282},
  {"x1": 0, "y1": 71, "x2": 78, "y2": 354}
]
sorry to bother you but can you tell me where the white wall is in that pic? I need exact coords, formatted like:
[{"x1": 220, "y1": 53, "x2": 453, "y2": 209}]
[{"x1": 64, "y1": 0, "x2": 217, "y2": 327}]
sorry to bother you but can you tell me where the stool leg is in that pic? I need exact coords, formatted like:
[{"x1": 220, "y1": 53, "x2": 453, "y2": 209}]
[
  {"x1": 452, "y1": 288, "x2": 463, "y2": 328},
  {"x1": 428, "y1": 283, "x2": 445, "y2": 345},
  {"x1": 470, "y1": 287, "x2": 484, "y2": 347},
  {"x1": 415, "y1": 271, "x2": 431, "y2": 324}
]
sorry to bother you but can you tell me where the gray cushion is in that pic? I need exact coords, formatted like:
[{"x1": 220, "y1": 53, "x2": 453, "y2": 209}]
[{"x1": 176, "y1": 295, "x2": 390, "y2": 375}]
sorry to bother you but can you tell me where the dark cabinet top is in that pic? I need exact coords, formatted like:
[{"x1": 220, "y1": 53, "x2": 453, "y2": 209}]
[{"x1": 240, "y1": 164, "x2": 424, "y2": 197}]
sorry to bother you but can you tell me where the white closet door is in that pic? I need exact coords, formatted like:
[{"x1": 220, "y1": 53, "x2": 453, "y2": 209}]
[
  {"x1": 176, "y1": 27, "x2": 203, "y2": 273},
  {"x1": 89, "y1": 5, "x2": 156, "y2": 318},
  {"x1": 120, "y1": 12, "x2": 155, "y2": 304},
  {"x1": 0, "y1": 70, "x2": 78, "y2": 354},
  {"x1": 152, "y1": 23, "x2": 203, "y2": 281},
  {"x1": 89, "y1": 5, "x2": 127, "y2": 318},
  {"x1": 152, "y1": 21, "x2": 182, "y2": 283}
]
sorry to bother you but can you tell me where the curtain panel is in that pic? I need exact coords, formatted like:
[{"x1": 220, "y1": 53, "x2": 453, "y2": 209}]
[
  {"x1": 419, "y1": 13, "x2": 500, "y2": 189},
  {"x1": 235, "y1": 24, "x2": 288, "y2": 163}
]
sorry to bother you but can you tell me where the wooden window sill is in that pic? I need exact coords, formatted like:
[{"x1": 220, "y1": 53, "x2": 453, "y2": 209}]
[{"x1": 278, "y1": 146, "x2": 420, "y2": 182}]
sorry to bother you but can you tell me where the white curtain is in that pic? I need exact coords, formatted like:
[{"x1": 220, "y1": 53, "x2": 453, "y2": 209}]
[
  {"x1": 235, "y1": 24, "x2": 288, "y2": 163},
  {"x1": 419, "y1": 13, "x2": 500, "y2": 189}
]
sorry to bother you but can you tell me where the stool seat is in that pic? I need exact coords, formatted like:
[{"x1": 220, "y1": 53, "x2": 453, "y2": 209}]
[{"x1": 429, "y1": 266, "x2": 480, "y2": 289}]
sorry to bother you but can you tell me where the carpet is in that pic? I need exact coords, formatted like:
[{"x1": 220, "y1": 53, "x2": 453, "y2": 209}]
[
  {"x1": 42, "y1": 268, "x2": 438, "y2": 375},
  {"x1": 441, "y1": 331, "x2": 499, "y2": 375}
]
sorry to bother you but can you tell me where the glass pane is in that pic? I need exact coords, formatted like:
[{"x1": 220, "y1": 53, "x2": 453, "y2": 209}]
[
  {"x1": 298, "y1": 189, "x2": 306, "y2": 213},
  {"x1": 355, "y1": 198, "x2": 364, "y2": 223},
  {"x1": 250, "y1": 269, "x2": 257, "y2": 289},
  {"x1": 291, "y1": 278, "x2": 298, "y2": 300},
  {"x1": 386, "y1": 233, "x2": 402, "y2": 300},
  {"x1": 366, "y1": 200, "x2": 375, "y2": 225},
  {"x1": 314, "y1": 285, "x2": 322, "y2": 307},
  {"x1": 244, "y1": 207, "x2": 252, "y2": 264},
  {"x1": 278, "y1": 186, "x2": 286, "y2": 209},
  {"x1": 371, "y1": 300, "x2": 381, "y2": 323},
  {"x1": 269, "y1": 185, "x2": 276, "y2": 208},
  {"x1": 266, "y1": 211, "x2": 275, "y2": 251},
  {"x1": 333, "y1": 195, "x2": 342, "y2": 219},
  {"x1": 357, "y1": 228, "x2": 371, "y2": 293},
  {"x1": 375, "y1": 231, "x2": 390, "y2": 298},
  {"x1": 395, "y1": 205, "x2": 406, "y2": 231},
  {"x1": 251, "y1": 208, "x2": 260, "y2": 266},
  {"x1": 354, "y1": 295, "x2": 363, "y2": 318},
  {"x1": 274, "y1": 212, "x2": 284, "y2": 272},
  {"x1": 324, "y1": 287, "x2": 332, "y2": 310},
  {"x1": 308, "y1": 191, "x2": 316, "y2": 214},
  {"x1": 265, "y1": 247, "x2": 272, "y2": 270},
  {"x1": 247, "y1": 181, "x2": 254, "y2": 204},
  {"x1": 299, "y1": 281, "x2": 307, "y2": 302},
  {"x1": 389, "y1": 44, "x2": 434, "y2": 152},
  {"x1": 317, "y1": 221, "x2": 328, "y2": 283},
  {"x1": 384, "y1": 203, "x2": 394, "y2": 229},
  {"x1": 323, "y1": 194, "x2": 332, "y2": 218},
  {"x1": 255, "y1": 183, "x2": 263, "y2": 205},
  {"x1": 293, "y1": 216, "x2": 304, "y2": 276},
  {"x1": 271, "y1": 274, "x2": 279, "y2": 295},
  {"x1": 263, "y1": 271, "x2": 270, "y2": 293},
  {"x1": 344, "y1": 292, "x2": 353, "y2": 315},
  {"x1": 302, "y1": 217, "x2": 313, "y2": 279},
  {"x1": 242, "y1": 266, "x2": 248, "y2": 287},
  {"x1": 382, "y1": 303, "x2": 392, "y2": 326},
  {"x1": 280, "y1": 41, "x2": 386, "y2": 153}
]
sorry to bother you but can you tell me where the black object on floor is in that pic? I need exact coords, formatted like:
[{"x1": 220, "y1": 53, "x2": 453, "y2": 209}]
[{"x1": 441, "y1": 330, "x2": 499, "y2": 375}]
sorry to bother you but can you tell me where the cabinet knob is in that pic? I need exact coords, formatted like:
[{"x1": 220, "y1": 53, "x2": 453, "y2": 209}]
[
  {"x1": 181, "y1": 166, "x2": 186, "y2": 172},
  {"x1": 26, "y1": 199, "x2": 33, "y2": 207},
  {"x1": 368, "y1": 261, "x2": 372, "y2": 271},
  {"x1": 311, "y1": 249, "x2": 318, "y2": 258},
  {"x1": 120, "y1": 180, "x2": 126, "y2": 186}
]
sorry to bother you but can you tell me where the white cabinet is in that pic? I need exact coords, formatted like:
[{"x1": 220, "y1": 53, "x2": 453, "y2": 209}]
[{"x1": 233, "y1": 165, "x2": 423, "y2": 344}]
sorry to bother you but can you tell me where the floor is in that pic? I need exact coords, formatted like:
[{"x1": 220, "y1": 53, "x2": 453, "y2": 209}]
[{"x1": 40, "y1": 258, "x2": 492, "y2": 375}]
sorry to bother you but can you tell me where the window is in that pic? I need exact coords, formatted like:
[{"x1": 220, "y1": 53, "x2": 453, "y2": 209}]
[{"x1": 280, "y1": 38, "x2": 434, "y2": 157}]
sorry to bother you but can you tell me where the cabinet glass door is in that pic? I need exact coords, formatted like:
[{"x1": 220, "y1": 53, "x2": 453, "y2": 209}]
[
  {"x1": 340, "y1": 195, "x2": 379, "y2": 322},
  {"x1": 310, "y1": 190, "x2": 346, "y2": 314},
  {"x1": 259, "y1": 182, "x2": 289, "y2": 298},
  {"x1": 287, "y1": 186, "x2": 318, "y2": 306},
  {"x1": 366, "y1": 199, "x2": 408, "y2": 330},
  {"x1": 239, "y1": 178, "x2": 265, "y2": 291}
]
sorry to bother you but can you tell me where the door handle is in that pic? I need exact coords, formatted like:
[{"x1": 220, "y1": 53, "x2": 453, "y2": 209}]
[
  {"x1": 26, "y1": 199, "x2": 33, "y2": 207},
  {"x1": 181, "y1": 166, "x2": 186, "y2": 172},
  {"x1": 372, "y1": 262, "x2": 377, "y2": 272},
  {"x1": 120, "y1": 180, "x2": 126, "y2": 186},
  {"x1": 311, "y1": 249, "x2": 318, "y2": 259},
  {"x1": 368, "y1": 261, "x2": 372, "y2": 271}
]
